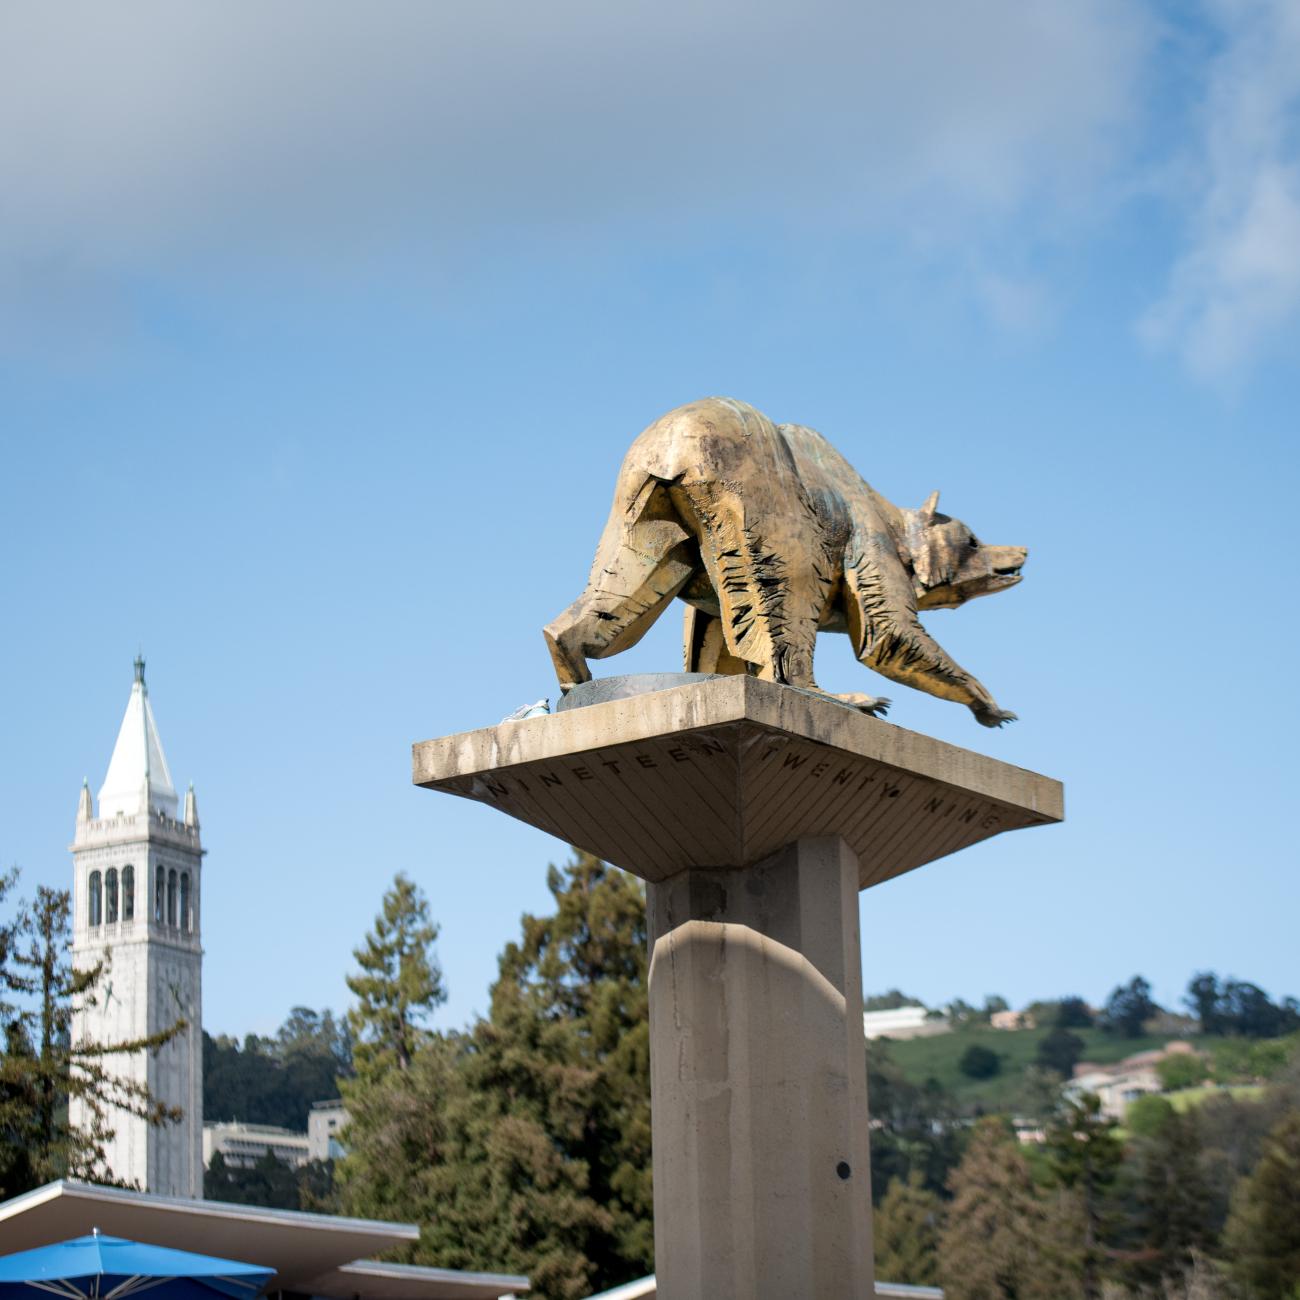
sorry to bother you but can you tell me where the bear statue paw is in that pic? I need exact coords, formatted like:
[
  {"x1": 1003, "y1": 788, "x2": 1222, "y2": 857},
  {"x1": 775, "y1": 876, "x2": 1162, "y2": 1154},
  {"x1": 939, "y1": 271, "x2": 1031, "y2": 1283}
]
[
  {"x1": 835, "y1": 693, "x2": 891, "y2": 717},
  {"x1": 974, "y1": 704, "x2": 1018, "y2": 728}
]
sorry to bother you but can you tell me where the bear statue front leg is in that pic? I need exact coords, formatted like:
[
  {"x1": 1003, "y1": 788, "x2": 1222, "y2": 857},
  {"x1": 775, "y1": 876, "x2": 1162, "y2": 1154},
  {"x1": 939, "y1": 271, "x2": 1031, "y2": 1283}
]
[{"x1": 832, "y1": 692, "x2": 891, "y2": 717}]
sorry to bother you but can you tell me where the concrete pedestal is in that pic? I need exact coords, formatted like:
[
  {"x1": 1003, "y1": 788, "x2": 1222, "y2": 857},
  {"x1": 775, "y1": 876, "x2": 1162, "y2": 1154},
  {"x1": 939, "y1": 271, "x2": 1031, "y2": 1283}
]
[
  {"x1": 648, "y1": 837, "x2": 873, "y2": 1299},
  {"x1": 413, "y1": 677, "x2": 1063, "y2": 1299}
]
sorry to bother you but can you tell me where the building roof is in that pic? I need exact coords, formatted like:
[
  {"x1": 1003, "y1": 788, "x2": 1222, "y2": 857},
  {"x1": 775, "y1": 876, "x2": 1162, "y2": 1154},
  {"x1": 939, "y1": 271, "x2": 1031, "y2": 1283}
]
[
  {"x1": 0, "y1": 1182, "x2": 527, "y2": 1299},
  {"x1": 581, "y1": 1279, "x2": 942, "y2": 1299},
  {"x1": 97, "y1": 658, "x2": 179, "y2": 819},
  {"x1": 305, "y1": 1260, "x2": 533, "y2": 1300}
]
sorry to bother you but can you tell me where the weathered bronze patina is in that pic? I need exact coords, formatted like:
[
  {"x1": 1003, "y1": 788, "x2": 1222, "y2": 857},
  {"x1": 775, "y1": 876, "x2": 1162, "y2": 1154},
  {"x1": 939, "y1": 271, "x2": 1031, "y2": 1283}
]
[{"x1": 545, "y1": 397, "x2": 1027, "y2": 726}]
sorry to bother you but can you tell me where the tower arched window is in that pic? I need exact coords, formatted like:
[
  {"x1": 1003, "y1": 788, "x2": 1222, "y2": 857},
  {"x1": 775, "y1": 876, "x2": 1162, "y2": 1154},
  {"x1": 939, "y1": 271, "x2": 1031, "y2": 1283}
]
[
  {"x1": 105, "y1": 868, "x2": 119, "y2": 923},
  {"x1": 180, "y1": 873, "x2": 191, "y2": 934},
  {"x1": 167, "y1": 869, "x2": 178, "y2": 927},
  {"x1": 89, "y1": 871, "x2": 103, "y2": 928},
  {"x1": 155, "y1": 866, "x2": 165, "y2": 922},
  {"x1": 122, "y1": 865, "x2": 135, "y2": 922}
]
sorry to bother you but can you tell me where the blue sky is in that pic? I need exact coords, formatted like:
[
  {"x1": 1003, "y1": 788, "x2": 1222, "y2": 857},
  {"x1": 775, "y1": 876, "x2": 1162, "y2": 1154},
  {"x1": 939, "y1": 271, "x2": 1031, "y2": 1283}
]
[{"x1": 1, "y1": 1, "x2": 1297, "y2": 1036}]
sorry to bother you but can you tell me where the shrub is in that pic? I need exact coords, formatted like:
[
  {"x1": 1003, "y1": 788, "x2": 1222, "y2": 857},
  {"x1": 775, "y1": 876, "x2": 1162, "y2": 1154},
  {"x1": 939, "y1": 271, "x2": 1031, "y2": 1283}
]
[{"x1": 959, "y1": 1044, "x2": 1001, "y2": 1080}]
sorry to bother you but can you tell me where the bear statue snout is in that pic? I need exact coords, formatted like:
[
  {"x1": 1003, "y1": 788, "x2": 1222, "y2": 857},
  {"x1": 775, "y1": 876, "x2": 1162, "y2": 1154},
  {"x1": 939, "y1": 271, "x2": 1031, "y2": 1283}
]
[{"x1": 988, "y1": 544, "x2": 1028, "y2": 580}]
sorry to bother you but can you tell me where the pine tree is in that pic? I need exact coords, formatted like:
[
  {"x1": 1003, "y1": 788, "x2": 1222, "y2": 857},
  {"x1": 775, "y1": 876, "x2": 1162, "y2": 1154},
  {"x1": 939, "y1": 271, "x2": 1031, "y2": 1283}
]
[
  {"x1": 336, "y1": 1030, "x2": 470, "y2": 1248},
  {"x1": 1224, "y1": 1109, "x2": 1300, "y2": 1299},
  {"x1": 1045, "y1": 1092, "x2": 1123, "y2": 1299},
  {"x1": 451, "y1": 850, "x2": 652, "y2": 1299},
  {"x1": 874, "y1": 1171, "x2": 942, "y2": 1285},
  {"x1": 0, "y1": 880, "x2": 183, "y2": 1192},
  {"x1": 336, "y1": 873, "x2": 452, "y2": 1231},
  {"x1": 938, "y1": 1116, "x2": 1080, "y2": 1300},
  {"x1": 337, "y1": 852, "x2": 652, "y2": 1300},
  {"x1": 345, "y1": 873, "x2": 445, "y2": 1072},
  {"x1": 1132, "y1": 1107, "x2": 1214, "y2": 1287},
  {"x1": 866, "y1": 1038, "x2": 962, "y2": 1202}
]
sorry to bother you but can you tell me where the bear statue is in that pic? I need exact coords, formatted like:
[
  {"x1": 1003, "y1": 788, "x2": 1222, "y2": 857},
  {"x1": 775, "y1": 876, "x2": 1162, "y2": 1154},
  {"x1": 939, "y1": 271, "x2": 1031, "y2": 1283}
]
[{"x1": 544, "y1": 397, "x2": 1026, "y2": 727}]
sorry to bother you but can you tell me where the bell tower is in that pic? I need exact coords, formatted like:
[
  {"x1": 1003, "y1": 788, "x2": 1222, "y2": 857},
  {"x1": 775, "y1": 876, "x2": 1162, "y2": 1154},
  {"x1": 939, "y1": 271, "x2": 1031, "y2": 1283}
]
[{"x1": 70, "y1": 657, "x2": 204, "y2": 1197}]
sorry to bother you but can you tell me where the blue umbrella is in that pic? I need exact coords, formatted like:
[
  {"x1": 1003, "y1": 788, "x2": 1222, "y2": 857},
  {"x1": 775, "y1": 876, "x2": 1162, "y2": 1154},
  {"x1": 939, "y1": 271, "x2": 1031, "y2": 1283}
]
[{"x1": 0, "y1": 1232, "x2": 274, "y2": 1300}]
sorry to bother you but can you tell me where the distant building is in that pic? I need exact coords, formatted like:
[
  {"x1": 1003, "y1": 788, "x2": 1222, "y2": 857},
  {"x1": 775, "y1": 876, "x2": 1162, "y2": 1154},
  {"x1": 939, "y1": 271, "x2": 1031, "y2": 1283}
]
[
  {"x1": 1070, "y1": 1042, "x2": 1197, "y2": 1120},
  {"x1": 1012, "y1": 1118, "x2": 1047, "y2": 1145},
  {"x1": 203, "y1": 1121, "x2": 311, "y2": 1170},
  {"x1": 991, "y1": 1009, "x2": 1036, "y2": 1031},
  {"x1": 309, "y1": 1100, "x2": 349, "y2": 1161},
  {"x1": 862, "y1": 1005, "x2": 949, "y2": 1040}
]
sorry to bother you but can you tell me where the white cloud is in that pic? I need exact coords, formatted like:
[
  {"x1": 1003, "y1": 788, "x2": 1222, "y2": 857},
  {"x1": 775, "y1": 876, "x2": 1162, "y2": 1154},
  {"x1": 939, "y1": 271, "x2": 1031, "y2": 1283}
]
[
  {"x1": 0, "y1": 0, "x2": 1148, "y2": 314},
  {"x1": 971, "y1": 268, "x2": 1053, "y2": 336},
  {"x1": 1140, "y1": 0, "x2": 1300, "y2": 377}
]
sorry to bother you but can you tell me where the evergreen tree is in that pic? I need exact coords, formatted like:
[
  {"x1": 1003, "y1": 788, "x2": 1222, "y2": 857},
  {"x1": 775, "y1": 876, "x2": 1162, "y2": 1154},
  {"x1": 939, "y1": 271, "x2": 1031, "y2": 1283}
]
[
  {"x1": 1187, "y1": 972, "x2": 1225, "y2": 1035},
  {"x1": 1056, "y1": 997, "x2": 1093, "y2": 1030},
  {"x1": 1037, "y1": 1028, "x2": 1085, "y2": 1078},
  {"x1": 874, "y1": 1171, "x2": 942, "y2": 1285},
  {"x1": 938, "y1": 1117, "x2": 1078, "y2": 1300},
  {"x1": 959, "y1": 1044, "x2": 1001, "y2": 1079},
  {"x1": 204, "y1": 1148, "x2": 335, "y2": 1212},
  {"x1": 346, "y1": 873, "x2": 445, "y2": 1072},
  {"x1": 337, "y1": 853, "x2": 652, "y2": 1300},
  {"x1": 865, "y1": 1038, "x2": 962, "y2": 1203},
  {"x1": 1132, "y1": 1108, "x2": 1214, "y2": 1287},
  {"x1": 450, "y1": 851, "x2": 651, "y2": 1298},
  {"x1": 0, "y1": 1021, "x2": 39, "y2": 1196},
  {"x1": 1224, "y1": 1110, "x2": 1300, "y2": 1299},
  {"x1": 336, "y1": 1029, "x2": 469, "y2": 1250},
  {"x1": 0, "y1": 881, "x2": 182, "y2": 1191},
  {"x1": 1045, "y1": 1092, "x2": 1123, "y2": 1298},
  {"x1": 1099, "y1": 975, "x2": 1158, "y2": 1037},
  {"x1": 0, "y1": 868, "x2": 24, "y2": 1019},
  {"x1": 336, "y1": 874, "x2": 453, "y2": 1232},
  {"x1": 203, "y1": 1007, "x2": 351, "y2": 1132}
]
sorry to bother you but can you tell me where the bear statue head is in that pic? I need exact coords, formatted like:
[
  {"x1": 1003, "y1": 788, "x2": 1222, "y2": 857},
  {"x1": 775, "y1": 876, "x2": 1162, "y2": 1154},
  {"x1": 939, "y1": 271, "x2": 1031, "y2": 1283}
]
[{"x1": 903, "y1": 491, "x2": 1027, "y2": 610}]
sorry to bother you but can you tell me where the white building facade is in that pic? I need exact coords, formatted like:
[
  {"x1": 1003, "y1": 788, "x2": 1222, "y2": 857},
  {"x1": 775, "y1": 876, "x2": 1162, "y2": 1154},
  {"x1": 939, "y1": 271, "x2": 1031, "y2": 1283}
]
[
  {"x1": 70, "y1": 657, "x2": 204, "y2": 1197},
  {"x1": 861, "y1": 1005, "x2": 950, "y2": 1041},
  {"x1": 203, "y1": 1121, "x2": 311, "y2": 1170},
  {"x1": 308, "y1": 1100, "x2": 349, "y2": 1162}
]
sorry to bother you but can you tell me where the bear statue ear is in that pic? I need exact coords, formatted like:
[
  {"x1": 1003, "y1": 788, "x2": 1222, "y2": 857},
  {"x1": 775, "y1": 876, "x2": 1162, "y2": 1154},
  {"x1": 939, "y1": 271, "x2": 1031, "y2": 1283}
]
[{"x1": 919, "y1": 490, "x2": 940, "y2": 524}]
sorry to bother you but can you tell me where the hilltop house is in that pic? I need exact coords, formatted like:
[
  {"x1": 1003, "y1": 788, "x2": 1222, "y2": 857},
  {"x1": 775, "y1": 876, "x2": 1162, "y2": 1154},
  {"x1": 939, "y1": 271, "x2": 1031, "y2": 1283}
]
[{"x1": 1069, "y1": 1042, "x2": 1197, "y2": 1120}]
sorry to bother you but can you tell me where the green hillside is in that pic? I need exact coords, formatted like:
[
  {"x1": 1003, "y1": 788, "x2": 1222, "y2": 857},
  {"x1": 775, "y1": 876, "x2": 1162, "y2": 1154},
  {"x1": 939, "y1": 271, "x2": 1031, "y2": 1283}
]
[{"x1": 882, "y1": 1024, "x2": 1171, "y2": 1111}]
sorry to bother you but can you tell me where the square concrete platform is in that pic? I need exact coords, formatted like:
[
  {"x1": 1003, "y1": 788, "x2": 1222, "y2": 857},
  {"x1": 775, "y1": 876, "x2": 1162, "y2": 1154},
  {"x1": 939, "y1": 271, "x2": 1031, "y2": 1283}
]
[{"x1": 412, "y1": 676, "x2": 1063, "y2": 889}]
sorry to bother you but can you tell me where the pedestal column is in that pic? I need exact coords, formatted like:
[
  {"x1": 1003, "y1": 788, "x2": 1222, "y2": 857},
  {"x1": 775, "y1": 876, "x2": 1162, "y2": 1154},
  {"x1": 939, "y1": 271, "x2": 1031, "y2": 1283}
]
[
  {"x1": 413, "y1": 675, "x2": 1063, "y2": 1299},
  {"x1": 647, "y1": 836, "x2": 873, "y2": 1300}
]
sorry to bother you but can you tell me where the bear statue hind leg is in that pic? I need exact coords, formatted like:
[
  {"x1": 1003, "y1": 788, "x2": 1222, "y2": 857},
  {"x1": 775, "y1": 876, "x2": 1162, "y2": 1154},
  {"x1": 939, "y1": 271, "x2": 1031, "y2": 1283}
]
[
  {"x1": 672, "y1": 485, "x2": 826, "y2": 691},
  {"x1": 683, "y1": 608, "x2": 891, "y2": 715},
  {"x1": 682, "y1": 606, "x2": 750, "y2": 675},
  {"x1": 544, "y1": 483, "x2": 698, "y2": 690}
]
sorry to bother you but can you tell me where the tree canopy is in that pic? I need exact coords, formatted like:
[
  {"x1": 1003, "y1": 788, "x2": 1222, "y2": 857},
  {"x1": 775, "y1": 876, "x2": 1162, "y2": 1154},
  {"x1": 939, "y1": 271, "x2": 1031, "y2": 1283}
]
[
  {"x1": 1098, "y1": 975, "x2": 1159, "y2": 1038},
  {"x1": 203, "y1": 1008, "x2": 350, "y2": 1132},
  {"x1": 336, "y1": 853, "x2": 652, "y2": 1300},
  {"x1": 347, "y1": 872, "x2": 445, "y2": 1073},
  {"x1": 0, "y1": 873, "x2": 182, "y2": 1196},
  {"x1": 1186, "y1": 971, "x2": 1300, "y2": 1039}
]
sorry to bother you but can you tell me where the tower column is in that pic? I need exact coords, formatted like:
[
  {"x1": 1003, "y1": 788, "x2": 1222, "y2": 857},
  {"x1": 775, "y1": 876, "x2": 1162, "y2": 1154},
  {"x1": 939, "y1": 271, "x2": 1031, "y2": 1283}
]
[
  {"x1": 72, "y1": 658, "x2": 204, "y2": 1197},
  {"x1": 647, "y1": 837, "x2": 873, "y2": 1299}
]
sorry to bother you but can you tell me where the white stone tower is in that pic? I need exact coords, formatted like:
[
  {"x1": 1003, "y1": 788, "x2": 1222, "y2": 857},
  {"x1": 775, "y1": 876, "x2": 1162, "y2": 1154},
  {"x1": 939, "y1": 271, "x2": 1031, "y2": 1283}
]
[{"x1": 70, "y1": 656, "x2": 204, "y2": 1197}]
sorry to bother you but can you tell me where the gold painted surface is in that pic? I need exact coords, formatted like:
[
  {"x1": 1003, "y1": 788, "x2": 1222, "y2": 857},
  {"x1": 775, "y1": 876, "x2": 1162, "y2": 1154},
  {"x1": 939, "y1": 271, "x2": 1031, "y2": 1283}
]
[{"x1": 545, "y1": 397, "x2": 1027, "y2": 727}]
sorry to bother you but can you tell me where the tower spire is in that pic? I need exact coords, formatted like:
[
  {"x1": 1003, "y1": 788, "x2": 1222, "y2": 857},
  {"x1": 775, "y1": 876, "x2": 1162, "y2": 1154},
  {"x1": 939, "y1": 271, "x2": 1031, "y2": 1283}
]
[
  {"x1": 97, "y1": 656, "x2": 178, "y2": 819},
  {"x1": 76, "y1": 778, "x2": 93, "y2": 823}
]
